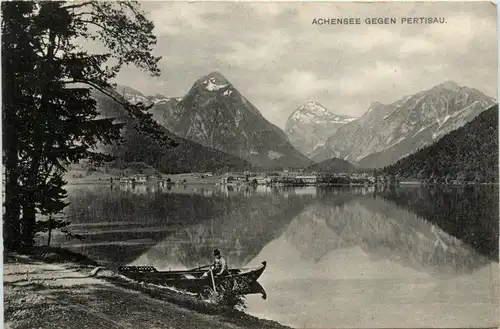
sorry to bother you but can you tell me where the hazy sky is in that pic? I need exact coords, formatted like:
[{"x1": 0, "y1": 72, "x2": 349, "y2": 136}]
[{"x1": 113, "y1": 1, "x2": 498, "y2": 128}]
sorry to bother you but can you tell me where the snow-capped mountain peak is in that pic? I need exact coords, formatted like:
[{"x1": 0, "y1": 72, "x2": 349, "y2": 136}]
[
  {"x1": 285, "y1": 101, "x2": 357, "y2": 156},
  {"x1": 302, "y1": 100, "x2": 329, "y2": 113},
  {"x1": 290, "y1": 101, "x2": 355, "y2": 123},
  {"x1": 148, "y1": 71, "x2": 312, "y2": 169},
  {"x1": 203, "y1": 77, "x2": 228, "y2": 92}
]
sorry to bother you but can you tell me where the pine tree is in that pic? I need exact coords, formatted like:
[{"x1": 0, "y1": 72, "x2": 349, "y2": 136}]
[
  {"x1": 35, "y1": 172, "x2": 70, "y2": 247},
  {"x1": 2, "y1": 1, "x2": 40, "y2": 250},
  {"x1": 2, "y1": 1, "x2": 178, "y2": 249}
]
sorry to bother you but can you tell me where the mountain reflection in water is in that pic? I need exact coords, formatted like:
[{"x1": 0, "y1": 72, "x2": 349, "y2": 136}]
[{"x1": 54, "y1": 184, "x2": 498, "y2": 328}]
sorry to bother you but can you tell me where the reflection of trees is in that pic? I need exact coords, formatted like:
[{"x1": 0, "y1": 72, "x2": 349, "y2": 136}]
[
  {"x1": 65, "y1": 185, "x2": 316, "y2": 267},
  {"x1": 63, "y1": 186, "x2": 238, "y2": 264},
  {"x1": 64, "y1": 185, "x2": 493, "y2": 275},
  {"x1": 343, "y1": 197, "x2": 488, "y2": 276},
  {"x1": 175, "y1": 225, "x2": 214, "y2": 267},
  {"x1": 283, "y1": 194, "x2": 489, "y2": 277},
  {"x1": 140, "y1": 193, "x2": 315, "y2": 268},
  {"x1": 378, "y1": 186, "x2": 499, "y2": 261}
]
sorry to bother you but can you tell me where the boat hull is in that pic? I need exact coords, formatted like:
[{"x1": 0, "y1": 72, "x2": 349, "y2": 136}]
[{"x1": 118, "y1": 261, "x2": 267, "y2": 294}]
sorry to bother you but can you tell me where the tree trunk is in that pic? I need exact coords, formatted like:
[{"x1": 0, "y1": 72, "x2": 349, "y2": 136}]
[
  {"x1": 21, "y1": 203, "x2": 36, "y2": 248},
  {"x1": 47, "y1": 216, "x2": 52, "y2": 247},
  {"x1": 21, "y1": 114, "x2": 43, "y2": 248},
  {"x1": 20, "y1": 28, "x2": 57, "y2": 249},
  {"x1": 3, "y1": 121, "x2": 22, "y2": 251},
  {"x1": 21, "y1": 152, "x2": 40, "y2": 248}
]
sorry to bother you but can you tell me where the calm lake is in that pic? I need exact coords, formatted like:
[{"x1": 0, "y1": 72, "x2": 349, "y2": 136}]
[{"x1": 48, "y1": 183, "x2": 499, "y2": 328}]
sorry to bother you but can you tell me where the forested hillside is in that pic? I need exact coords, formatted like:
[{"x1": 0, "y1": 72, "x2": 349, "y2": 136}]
[
  {"x1": 384, "y1": 105, "x2": 498, "y2": 183},
  {"x1": 307, "y1": 157, "x2": 356, "y2": 173}
]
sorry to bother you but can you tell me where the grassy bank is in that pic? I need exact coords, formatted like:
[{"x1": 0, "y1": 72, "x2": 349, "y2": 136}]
[
  {"x1": 4, "y1": 246, "x2": 99, "y2": 266},
  {"x1": 4, "y1": 247, "x2": 290, "y2": 329},
  {"x1": 101, "y1": 275, "x2": 283, "y2": 328}
]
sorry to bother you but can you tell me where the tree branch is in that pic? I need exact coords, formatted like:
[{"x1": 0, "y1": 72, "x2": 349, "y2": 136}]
[
  {"x1": 42, "y1": 164, "x2": 55, "y2": 184},
  {"x1": 76, "y1": 19, "x2": 107, "y2": 31},
  {"x1": 72, "y1": 11, "x2": 96, "y2": 18},
  {"x1": 63, "y1": 79, "x2": 129, "y2": 109},
  {"x1": 74, "y1": 19, "x2": 124, "y2": 49},
  {"x1": 61, "y1": 2, "x2": 93, "y2": 10}
]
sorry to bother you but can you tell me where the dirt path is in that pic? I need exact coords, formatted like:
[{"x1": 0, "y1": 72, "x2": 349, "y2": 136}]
[{"x1": 4, "y1": 256, "x2": 285, "y2": 329}]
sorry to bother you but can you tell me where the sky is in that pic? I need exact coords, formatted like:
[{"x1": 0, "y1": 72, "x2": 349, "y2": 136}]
[{"x1": 113, "y1": 1, "x2": 498, "y2": 128}]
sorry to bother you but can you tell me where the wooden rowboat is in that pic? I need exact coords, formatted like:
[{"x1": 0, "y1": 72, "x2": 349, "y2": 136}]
[{"x1": 117, "y1": 261, "x2": 267, "y2": 294}]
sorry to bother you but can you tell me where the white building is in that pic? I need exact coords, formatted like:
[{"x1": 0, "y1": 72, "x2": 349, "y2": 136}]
[{"x1": 296, "y1": 175, "x2": 317, "y2": 184}]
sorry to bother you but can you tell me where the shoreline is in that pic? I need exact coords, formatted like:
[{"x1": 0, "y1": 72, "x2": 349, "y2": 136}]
[
  {"x1": 63, "y1": 169, "x2": 500, "y2": 188},
  {"x1": 66, "y1": 179, "x2": 500, "y2": 187},
  {"x1": 4, "y1": 247, "x2": 290, "y2": 329}
]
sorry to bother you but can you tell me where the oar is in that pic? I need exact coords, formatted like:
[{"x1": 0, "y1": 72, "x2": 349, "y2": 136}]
[
  {"x1": 189, "y1": 264, "x2": 212, "y2": 271},
  {"x1": 209, "y1": 268, "x2": 217, "y2": 294}
]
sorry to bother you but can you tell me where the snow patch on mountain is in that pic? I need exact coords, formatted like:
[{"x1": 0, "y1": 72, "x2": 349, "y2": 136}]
[
  {"x1": 303, "y1": 101, "x2": 329, "y2": 113},
  {"x1": 124, "y1": 94, "x2": 150, "y2": 105},
  {"x1": 153, "y1": 98, "x2": 168, "y2": 104},
  {"x1": 388, "y1": 136, "x2": 405, "y2": 148},
  {"x1": 119, "y1": 86, "x2": 182, "y2": 107},
  {"x1": 267, "y1": 150, "x2": 284, "y2": 159},
  {"x1": 204, "y1": 77, "x2": 228, "y2": 91},
  {"x1": 413, "y1": 124, "x2": 432, "y2": 136},
  {"x1": 290, "y1": 102, "x2": 356, "y2": 124},
  {"x1": 153, "y1": 97, "x2": 181, "y2": 104},
  {"x1": 234, "y1": 109, "x2": 243, "y2": 127},
  {"x1": 315, "y1": 141, "x2": 326, "y2": 148}
]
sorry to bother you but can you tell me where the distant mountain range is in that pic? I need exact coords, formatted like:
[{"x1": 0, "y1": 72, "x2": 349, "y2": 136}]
[
  {"x1": 94, "y1": 90, "x2": 251, "y2": 174},
  {"x1": 284, "y1": 101, "x2": 356, "y2": 157},
  {"x1": 109, "y1": 78, "x2": 495, "y2": 174},
  {"x1": 132, "y1": 71, "x2": 313, "y2": 169},
  {"x1": 115, "y1": 84, "x2": 182, "y2": 107},
  {"x1": 312, "y1": 81, "x2": 495, "y2": 168},
  {"x1": 384, "y1": 104, "x2": 498, "y2": 183}
]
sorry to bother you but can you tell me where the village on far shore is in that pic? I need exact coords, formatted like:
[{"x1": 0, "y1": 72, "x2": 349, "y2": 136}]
[{"x1": 65, "y1": 159, "x2": 477, "y2": 188}]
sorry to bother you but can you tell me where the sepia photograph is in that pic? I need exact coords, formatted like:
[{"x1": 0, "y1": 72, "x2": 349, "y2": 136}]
[{"x1": 2, "y1": 1, "x2": 498, "y2": 328}]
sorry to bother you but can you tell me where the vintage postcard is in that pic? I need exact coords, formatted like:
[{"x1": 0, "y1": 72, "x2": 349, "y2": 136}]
[{"x1": 2, "y1": 1, "x2": 498, "y2": 328}]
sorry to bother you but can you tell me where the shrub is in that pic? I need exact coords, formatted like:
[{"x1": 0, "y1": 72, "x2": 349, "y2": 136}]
[{"x1": 204, "y1": 276, "x2": 253, "y2": 310}]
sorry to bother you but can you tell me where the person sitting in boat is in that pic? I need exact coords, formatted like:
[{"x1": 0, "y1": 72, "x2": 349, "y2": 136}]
[
  {"x1": 212, "y1": 249, "x2": 228, "y2": 276},
  {"x1": 202, "y1": 248, "x2": 228, "y2": 277}
]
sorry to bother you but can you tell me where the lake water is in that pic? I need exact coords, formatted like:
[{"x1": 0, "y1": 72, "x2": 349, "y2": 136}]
[{"x1": 49, "y1": 183, "x2": 499, "y2": 328}]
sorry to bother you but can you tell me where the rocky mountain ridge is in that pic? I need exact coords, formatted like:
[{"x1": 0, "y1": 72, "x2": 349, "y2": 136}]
[
  {"x1": 312, "y1": 81, "x2": 495, "y2": 168},
  {"x1": 284, "y1": 101, "x2": 356, "y2": 156},
  {"x1": 147, "y1": 71, "x2": 313, "y2": 169},
  {"x1": 93, "y1": 89, "x2": 251, "y2": 173}
]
